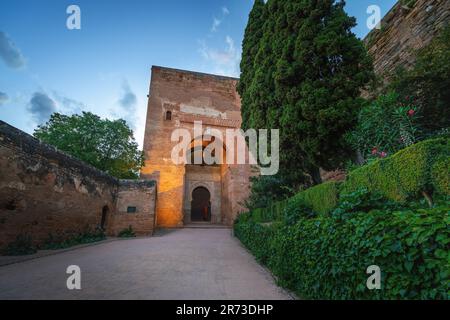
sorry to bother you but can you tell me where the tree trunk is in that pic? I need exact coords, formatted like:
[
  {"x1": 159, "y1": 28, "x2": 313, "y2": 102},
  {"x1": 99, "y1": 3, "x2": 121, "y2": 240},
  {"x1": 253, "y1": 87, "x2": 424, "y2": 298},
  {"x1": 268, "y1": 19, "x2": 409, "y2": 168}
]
[
  {"x1": 422, "y1": 191, "x2": 433, "y2": 208},
  {"x1": 310, "y1": 166, "x2": 322, "y2": 185},
  {"x1": 355, "y1": 149, "x2": 365, "y2": 166}
]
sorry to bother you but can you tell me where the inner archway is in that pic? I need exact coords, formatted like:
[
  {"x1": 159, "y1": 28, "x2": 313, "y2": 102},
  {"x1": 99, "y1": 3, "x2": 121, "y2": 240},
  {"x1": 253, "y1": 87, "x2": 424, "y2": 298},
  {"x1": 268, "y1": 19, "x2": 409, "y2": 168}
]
[{"x1": 191, "y1": 187, "x2": 211, "y2": 222}]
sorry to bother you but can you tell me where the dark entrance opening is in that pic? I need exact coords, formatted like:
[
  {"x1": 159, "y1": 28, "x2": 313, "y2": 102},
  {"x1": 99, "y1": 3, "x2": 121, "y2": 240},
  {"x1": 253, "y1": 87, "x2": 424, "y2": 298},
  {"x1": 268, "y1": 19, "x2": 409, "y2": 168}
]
[
  {"x1": 191, "y1": 187, "x2": 211, "y2": 222},
  {"x1": 100, "y1": 206, "x2": 109, "y2": 230}
]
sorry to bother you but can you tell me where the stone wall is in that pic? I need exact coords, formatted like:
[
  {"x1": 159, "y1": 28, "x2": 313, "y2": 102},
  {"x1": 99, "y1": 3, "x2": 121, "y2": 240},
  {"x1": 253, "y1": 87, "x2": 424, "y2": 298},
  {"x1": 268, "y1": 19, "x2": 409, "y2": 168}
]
[
  {"x1": 111, "y1": 180, "x2": 157, "y2": 236},
  {"x1": 365, "y1": 0, "x2": 449, "y2": 78},
  {"x1": 0, "y1": 121, "x2": 156, "y2": 251}
]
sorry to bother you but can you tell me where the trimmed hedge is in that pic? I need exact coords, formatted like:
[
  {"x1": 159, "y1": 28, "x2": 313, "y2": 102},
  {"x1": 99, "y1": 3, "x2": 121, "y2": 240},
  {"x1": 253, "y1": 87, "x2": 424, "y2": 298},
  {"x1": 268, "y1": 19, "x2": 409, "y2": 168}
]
[
  {"x1": 249, "y1": 199, "x2": 288, "y2": 223},
  {"x1": 341, "y1": 138, "x2": 449, "y2": 202},
  {"x1": 246, "y1": 138, "x2": 449, "y2": 222},
  {"x1": 292, "y1": 181, "x2": 339, "y2": 215},
  {"x1": 235, "y1": 206, "x2": 449, "y2": 300}
]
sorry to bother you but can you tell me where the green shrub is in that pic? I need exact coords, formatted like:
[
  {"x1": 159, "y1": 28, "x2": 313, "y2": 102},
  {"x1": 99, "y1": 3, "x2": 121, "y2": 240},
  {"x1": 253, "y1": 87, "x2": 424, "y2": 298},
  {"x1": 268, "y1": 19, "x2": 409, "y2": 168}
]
[
  {"x1": 118, "y1": 226, "x2": 136, "y2": 238},
  {"x1": 341, "y1": 138, "x2": 449, "y2": 201},
  {"x1": 389, "y1": 25, "x2": 450, "y2": 137},
  {"x1": 293, "y1": 181, "x2": 340, "y2": 215},
  {"x1": 282, "y1": 197, "x2": 316, "y2": 226},
  {"x1": 235, "y1": 206, "x2": 449, "y2": 299},
  {"x1": 234, "y1": 221, "x2": 281, "y2": 265},
  {"x1": 331, "y1": 188, "x2": 401, "y2": 219},
  {"x1": 246, "y1": 138, "x2": 448, "y2": 224},
  {"x1": 247, "y1": 199, "x2": 288, "y2": 223},
  {"x1": 346, "y1": 92, "x2": 421, "y2": 161},
  {"x1": 2, "y1": 234, "x2": 37, "y2": 256},
  {"x1": 431, "y1": 155, "x2": 450, "y2": 195},
  {"x1": 244, "y1": 175, "x2": 295, "y2": 211},
  {"x1": 43, "y1": 228, "x2": 106, "y2": 250}
]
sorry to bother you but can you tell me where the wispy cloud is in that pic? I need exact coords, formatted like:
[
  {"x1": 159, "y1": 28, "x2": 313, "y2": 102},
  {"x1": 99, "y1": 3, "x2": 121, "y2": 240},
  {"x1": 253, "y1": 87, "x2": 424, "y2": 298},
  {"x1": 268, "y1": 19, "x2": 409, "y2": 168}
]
[
  {"x1": 222, "y1": 6, "x2": 230, "y2": 15},
  {"x1": 210, "y1": 6, "x2": 230, "y2": 32},
  {"x1": 0, "y1": 31, "x2": 25, "y2": 69},
  {"x1": 0, "y1": 91, "x2": 8, "y2": 105},
  {"x1": 211, "y1": 18, "x2": 222, "y2": 32},
  {"x1": 114, "y1": 80, "x2": 138, "y2": 130},
  {"x1": 199, "y1": 35, "x2": 240, "y2": 77},
  {"x1": 52, "y1": 91, "x2": 86, "y2": 115},
  {"x1": 28, "y1": 92, "x2": 57, "y2": 124}
]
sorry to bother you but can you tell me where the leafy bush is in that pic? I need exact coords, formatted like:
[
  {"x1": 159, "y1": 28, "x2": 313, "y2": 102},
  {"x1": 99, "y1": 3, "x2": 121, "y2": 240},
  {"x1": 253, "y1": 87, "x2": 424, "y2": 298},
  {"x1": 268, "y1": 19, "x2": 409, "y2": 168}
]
[
  {"x1": 244, "y1": 175, "x2": 294, "y2": 211},
  {"x1": 346, "y1": 92, "x2": 421, "y2": 161},
  {"x1": 43, "y1": 228, "x2": 106, "y2": 250},
  {"x1": 331, "y1": 188, "x2": 401, "y2": 219},
  {"x1": 2, "y1": 234, "x2": 37, "y2": 256},
  {"x1": 341, "y1": 137, "x2": 449, "y2": 202},
  {"x1": 117, "y1": 226, "x2": 136, "y2": 238},
  {"x1": 235, "y1": 205, "x2": 449, "y2": 300},
  {"x1": 282, "y1": 197, "x2": 315, "y2": 226},
  {"x1": 389, "y1": 25, "x2": 450, "y2": 138}
]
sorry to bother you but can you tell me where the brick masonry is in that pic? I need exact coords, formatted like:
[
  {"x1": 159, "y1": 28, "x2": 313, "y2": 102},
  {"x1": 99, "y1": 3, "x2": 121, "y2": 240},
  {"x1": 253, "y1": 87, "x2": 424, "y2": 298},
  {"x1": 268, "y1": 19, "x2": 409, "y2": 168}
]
[{"x1": 0, "y1": 121, "x2": 157, "y2": 251}]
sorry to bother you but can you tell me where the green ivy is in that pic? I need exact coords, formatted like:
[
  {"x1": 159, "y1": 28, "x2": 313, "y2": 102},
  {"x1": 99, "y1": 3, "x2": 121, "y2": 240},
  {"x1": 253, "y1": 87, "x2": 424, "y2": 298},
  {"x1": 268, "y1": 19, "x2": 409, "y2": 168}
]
[
  {"x1": 235, "y1": 206, "x2": 449, "y2": 300},
  {"x1": 2, "y1": 234, "x2": 37, "y2": 256},
  {"x1": 43, "y1": 228, "x2": 106, "y2": 250}
]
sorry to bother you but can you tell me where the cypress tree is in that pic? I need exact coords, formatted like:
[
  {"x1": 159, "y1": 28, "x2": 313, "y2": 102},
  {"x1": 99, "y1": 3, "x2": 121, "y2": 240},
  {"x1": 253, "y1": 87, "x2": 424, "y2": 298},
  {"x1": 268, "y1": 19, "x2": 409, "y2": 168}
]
[{"x1": 239, "y1": 0, "x2": 373, "y2": 186}]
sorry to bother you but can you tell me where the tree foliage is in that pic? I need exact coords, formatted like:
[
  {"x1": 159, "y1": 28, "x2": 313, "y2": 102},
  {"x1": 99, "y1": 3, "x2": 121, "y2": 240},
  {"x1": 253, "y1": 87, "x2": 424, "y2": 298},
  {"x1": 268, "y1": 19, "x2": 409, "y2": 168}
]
[
  {"x1": 34, "y1": 112, "x2": 144, "y2": 179},
  {"x1": 238, "y1": 0, "x2": 374, "y2": 185}
]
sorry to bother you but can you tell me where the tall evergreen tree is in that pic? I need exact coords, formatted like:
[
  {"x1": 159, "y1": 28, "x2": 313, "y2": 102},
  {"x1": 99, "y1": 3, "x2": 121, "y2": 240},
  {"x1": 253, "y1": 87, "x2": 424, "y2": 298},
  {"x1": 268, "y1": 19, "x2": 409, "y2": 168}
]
[
  {"x1": 238, "y1": 0, "x2": 266, "y2": 132},
  {"x1": 239, "y1": 0, "x2": 373, "y2": 186}
]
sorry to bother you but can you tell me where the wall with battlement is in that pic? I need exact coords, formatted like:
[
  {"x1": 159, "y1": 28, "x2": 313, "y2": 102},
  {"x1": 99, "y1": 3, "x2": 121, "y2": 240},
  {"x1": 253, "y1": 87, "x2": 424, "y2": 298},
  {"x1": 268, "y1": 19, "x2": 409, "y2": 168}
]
[{"x1": 0, "y1": 121, "x2": 156, "y2": 251}]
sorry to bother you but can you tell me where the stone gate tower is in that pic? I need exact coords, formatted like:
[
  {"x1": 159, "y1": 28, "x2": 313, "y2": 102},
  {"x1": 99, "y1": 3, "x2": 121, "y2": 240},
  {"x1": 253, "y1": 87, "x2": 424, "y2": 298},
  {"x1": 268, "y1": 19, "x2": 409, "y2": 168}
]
[{"x1": 140, "y1": 66, "x2": 252, "y2": 227}]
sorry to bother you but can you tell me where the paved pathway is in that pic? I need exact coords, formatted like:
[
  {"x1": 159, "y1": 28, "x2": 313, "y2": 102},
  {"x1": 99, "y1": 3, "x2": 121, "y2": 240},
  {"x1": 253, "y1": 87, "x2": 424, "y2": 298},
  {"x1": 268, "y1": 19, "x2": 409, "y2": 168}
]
[{"x1": 0, "y1": 228, "x2": 292, "y2": 300}]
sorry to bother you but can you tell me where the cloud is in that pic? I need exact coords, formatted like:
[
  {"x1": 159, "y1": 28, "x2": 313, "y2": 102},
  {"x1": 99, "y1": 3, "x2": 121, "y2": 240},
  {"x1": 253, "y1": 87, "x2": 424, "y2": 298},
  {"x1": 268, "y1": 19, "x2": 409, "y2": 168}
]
[
  {"x1": 199, "y1": 36, "x2": 241, "y2": 77},
  {"x1": 211, "y1": 18, "x2": 222, "y2": 32},
  {"x1": 115, "y1": 80, "x2": 138, "y2": 129},
  {"x1": 210, "y1": 6, "x2": 230, "y2": 32},
  {"x1": 118, "y1": 81, "x2": 137, "y2": 110},
  {"x1": 0, "y1": 91, "x2": 8, "y2": 105},
  {"x1": 0, "y1": 31, "x2": 25, "y2": 69},
  {"x1": 52, "y1": 91, "x2": 86, "y2": 115},
  {"x1": 28, "y1": 92, "x2": 57, "y2": 124}
]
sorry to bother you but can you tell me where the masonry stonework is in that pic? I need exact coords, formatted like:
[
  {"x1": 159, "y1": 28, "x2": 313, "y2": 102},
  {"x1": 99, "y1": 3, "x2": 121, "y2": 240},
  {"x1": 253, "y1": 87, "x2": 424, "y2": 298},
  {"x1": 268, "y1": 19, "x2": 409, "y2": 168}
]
[
  {"x1": 0, "y1": 121, "x2": 156, "y2": 251},
  {"x1": 365, "y1": 0, "x2": 449, "y2": 78},
  {"x1": 140, "y1": 66, "x2": 252, "y2": 227}
]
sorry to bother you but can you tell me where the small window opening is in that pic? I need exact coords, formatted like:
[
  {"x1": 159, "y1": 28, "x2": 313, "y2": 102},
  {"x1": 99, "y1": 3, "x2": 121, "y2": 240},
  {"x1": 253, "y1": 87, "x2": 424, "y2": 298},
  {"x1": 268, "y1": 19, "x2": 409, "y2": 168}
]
[
  {"x1": 5, "y1": 200, "x2": 16, "y2": 211},
  {"x1": 165, "y1": 111, "x2": 172, "y2": 121},
  {"x1": 127, "y1": 206, "x2": 137, "y2": 213}
]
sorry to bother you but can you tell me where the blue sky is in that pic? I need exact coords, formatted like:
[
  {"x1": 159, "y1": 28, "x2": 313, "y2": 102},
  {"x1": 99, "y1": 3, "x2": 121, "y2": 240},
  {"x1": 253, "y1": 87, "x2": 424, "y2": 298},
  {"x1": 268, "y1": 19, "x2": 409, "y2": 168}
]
[{"x1": 0, "y1": 0, "x2": 397, "y2": 147}]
